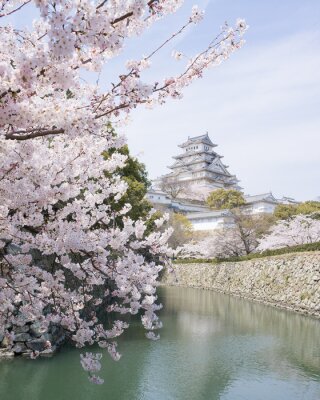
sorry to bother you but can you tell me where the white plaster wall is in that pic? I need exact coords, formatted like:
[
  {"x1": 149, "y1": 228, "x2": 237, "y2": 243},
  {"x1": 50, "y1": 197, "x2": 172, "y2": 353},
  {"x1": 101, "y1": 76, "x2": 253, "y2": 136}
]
[
  {"x1": 191, "y1": 217, "x2": 225, "y2": 231},
  {"x1": 249, "y1": 202, "x2": 277, "y2": 214},
  {"x1": 147, "y1": 194, "x2": 170, "y2": 204}
]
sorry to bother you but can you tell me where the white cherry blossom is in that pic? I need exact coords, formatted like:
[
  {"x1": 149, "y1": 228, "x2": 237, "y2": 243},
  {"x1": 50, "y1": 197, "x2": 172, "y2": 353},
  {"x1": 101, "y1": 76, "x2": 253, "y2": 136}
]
[{"x1": 0, "y1": 0, "x2": 247, "y2": 384}]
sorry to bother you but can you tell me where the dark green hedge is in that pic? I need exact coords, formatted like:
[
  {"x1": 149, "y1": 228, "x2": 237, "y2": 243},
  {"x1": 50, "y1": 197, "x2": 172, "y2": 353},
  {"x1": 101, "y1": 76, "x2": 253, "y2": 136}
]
[{"x1": 174, "y1": 241, "x2": 320, "y2": 264}]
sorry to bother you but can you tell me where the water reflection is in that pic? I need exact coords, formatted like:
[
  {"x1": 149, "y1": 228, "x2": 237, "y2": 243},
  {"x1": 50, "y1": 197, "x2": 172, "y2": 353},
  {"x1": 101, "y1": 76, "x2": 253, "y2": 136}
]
[
  {"x1": 0, "y1": 286, "x2": 319, "y2": 400},
  {"x1": 161, "y1": 286, "x2": 320, "y2": 376}
]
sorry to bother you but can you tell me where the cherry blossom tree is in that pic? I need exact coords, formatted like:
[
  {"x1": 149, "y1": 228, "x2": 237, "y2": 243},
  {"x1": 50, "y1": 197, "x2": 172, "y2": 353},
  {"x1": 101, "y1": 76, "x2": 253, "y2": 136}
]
[
  {"x1": 159, "y1": 176, "x2": 192, "y2": 199},
  {"x1": 177, "y1": 229, "x2": 250, "y2": 259},
  {"x1": 0, "y1": 0, "x2": 247, "y2": 383},
  {"x1": 159, "y1": 177, "x2": 211, "y2": 201},
  {"x1": 257, "y1": 214, "x2": 320, "y2": 251},
  {"x1": 177, "y1": 233, "x2": 217, "y2": 259},
  {"x1": 178, "y1": 211, "x2": 274, "y2": 259}
]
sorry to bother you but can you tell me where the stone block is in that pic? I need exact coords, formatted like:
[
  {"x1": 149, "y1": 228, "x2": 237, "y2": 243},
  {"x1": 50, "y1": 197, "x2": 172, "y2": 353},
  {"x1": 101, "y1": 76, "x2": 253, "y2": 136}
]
[
  {"x1": 14, "y1": 325, "x2": 30, "y2": 334},
  {"x1": 13, "y1": 343, "x2": 28, "y2": 354},
  {"x1": 14, "y1": 333, "x2": 32, "y2": 342},
  {"x1": 0, "y1": 348, "x2": 14, "y2": 358},
  {"x1": 50, "y1": 325, "x2": 65, "y2": 344},
  {"x1": 21, "y1": 350, "x2": 33, "y2": 358},
  {"x1": 26, "y1": 339, "x2": 49, "y2": 352},
  {"x1": 40, "y1": 333, "x2": 53, "y2": 343},
  {"x1": 29, "y1": 323, "x2": 47, "y2": 338},
  {"x1": 1, "y1": 336, "x2": 10, "y2": 348},
  {"x1": 41, "y1": 345, "x2": 57, "y2": 357}
]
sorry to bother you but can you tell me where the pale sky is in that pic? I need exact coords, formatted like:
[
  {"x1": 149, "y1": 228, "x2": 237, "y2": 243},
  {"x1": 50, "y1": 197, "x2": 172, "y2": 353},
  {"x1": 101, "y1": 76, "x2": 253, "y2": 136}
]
[
  {"x1": 118, "y1": 0, "x2": 320, "y2": 201},
  {"x1": 11, "y1": 1, "x2": 320, "y2": 201}
]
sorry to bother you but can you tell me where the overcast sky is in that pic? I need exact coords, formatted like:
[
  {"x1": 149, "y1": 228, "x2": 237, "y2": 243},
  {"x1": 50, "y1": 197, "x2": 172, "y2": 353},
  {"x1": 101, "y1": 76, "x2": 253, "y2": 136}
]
[
  {"x1": 117, "y1": 0, "x2": 320, "y2": 201},
  {"x1": 12, "y1": 1, "x2": 320, "y2": 201}
]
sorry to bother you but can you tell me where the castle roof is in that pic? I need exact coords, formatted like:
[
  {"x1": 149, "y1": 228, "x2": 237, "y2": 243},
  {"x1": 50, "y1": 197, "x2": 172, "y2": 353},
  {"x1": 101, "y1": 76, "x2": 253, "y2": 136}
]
[
  {"x1": 179, "y1": 133, "x2": 217, "y2": 148},
  {"x1": 173, "y1": 149, "x2": 218, "y2": 160},
  {"x1": 245, "y1": 193, "x2": 278, "y2": 204}
]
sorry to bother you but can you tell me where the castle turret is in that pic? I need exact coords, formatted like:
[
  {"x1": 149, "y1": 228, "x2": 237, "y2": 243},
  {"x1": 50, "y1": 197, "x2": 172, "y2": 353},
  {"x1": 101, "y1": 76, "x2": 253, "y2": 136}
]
[{"x1": 156, "y1": 133, "x2": 241, "y2": 198}]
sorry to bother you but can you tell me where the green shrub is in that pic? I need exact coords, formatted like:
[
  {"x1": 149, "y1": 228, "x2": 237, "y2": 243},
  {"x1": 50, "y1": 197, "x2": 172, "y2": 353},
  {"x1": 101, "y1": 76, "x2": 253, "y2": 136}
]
[{"x1": 174, "y1": 241, "x2": 320, "y2": 264}]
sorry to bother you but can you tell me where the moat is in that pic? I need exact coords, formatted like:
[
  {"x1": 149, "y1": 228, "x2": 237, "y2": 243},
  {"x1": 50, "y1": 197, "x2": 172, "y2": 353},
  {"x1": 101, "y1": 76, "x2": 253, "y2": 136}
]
[{"x1": 1, "y1": 286, "x2": 319, "y2": 400}]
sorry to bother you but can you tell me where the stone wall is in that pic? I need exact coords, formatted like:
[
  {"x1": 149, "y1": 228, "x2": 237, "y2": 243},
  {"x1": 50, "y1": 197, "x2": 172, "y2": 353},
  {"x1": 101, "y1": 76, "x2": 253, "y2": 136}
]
[
  {"x1": 0, "y1": 323, "x2": 65, "y2": 359},
  {"x1": 162, "y1": 252, "x2": 320, "y2": 318}
]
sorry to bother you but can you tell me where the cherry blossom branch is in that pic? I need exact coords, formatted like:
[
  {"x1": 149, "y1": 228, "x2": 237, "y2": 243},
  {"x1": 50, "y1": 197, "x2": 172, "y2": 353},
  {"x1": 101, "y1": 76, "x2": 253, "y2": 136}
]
[
  {"x1": 0, "y1": 0, "x2": 31, "y2": 18},
  {"x1": 5, "y1": 128, "x2": 64, "y2": 141},
  {"x1": 110, "y1": 0, "x2": 157, "y2": 25}
]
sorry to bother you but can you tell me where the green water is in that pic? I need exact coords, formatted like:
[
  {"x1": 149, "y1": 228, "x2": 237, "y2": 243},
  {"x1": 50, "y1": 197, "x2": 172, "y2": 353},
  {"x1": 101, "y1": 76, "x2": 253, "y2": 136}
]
[{"x1": 0, "y1": 286, "x2": 320, "y2": 400}]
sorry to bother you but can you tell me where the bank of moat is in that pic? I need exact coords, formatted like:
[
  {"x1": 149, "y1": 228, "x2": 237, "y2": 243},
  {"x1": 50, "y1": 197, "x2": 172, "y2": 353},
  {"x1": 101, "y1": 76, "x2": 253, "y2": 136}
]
[{"x1": 162, "y1": 251, "x2": 320, "y2": 318}]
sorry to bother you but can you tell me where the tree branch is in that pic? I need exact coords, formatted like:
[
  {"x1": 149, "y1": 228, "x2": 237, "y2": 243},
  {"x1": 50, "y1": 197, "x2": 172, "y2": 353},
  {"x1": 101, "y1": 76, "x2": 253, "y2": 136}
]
[
  {"x1": 5, "y1": 128, "x2": 64, "y2": 141},
  {"x1": 111, "y1": 0, "x2": 157, "y2": 25},
  {"x1": 0, "y1": 0, "x2": 31, "y2": 18}
]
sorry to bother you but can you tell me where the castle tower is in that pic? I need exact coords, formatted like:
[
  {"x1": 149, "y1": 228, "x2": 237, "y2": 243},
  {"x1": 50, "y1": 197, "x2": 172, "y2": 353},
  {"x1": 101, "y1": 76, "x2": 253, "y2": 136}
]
[{"x1": 156, "y1": 133, "x2": 241, "y2": 198}]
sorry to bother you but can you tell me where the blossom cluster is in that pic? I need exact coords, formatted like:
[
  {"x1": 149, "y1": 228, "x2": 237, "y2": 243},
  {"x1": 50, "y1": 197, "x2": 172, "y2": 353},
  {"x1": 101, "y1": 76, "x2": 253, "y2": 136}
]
[
  {"x1": 257, "y1": 214, "x2": 320, "y2": 251},
  {"x1": 0, "y1": 1, "x2": 247, "y2": 141},
  {"x1": 0, "y1": 0, "x2": 247, "y2": 384},
  {"x1": 176, "y1": 229, "x2": 247, "y2": 259}
]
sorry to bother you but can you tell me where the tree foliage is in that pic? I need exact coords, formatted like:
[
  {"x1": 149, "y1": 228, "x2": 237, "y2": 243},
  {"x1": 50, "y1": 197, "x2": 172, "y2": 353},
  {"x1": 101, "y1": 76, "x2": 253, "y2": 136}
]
[
  {"x1": 274, "y1": 201, "x2": 320, "y2": 220},
  {"x1": 206, "y1": 189, "x2": 246, "y2": 210},
  {"x1": 103, "y1": 132, "x2": 152, "y2": 223},
  {"x1": 167, "y1": 213, "x2": 193, "y2": 249}
]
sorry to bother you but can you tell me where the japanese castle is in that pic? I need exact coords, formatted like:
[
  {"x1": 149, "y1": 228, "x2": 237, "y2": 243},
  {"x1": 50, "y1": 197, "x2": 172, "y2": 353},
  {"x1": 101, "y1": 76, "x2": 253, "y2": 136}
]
[
  {"x1": 157, "y1": 133, "x2": 240, "y2": 195},
  {"x1": 147, "y1": 133, "x2": 298, "y2": 231}
]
